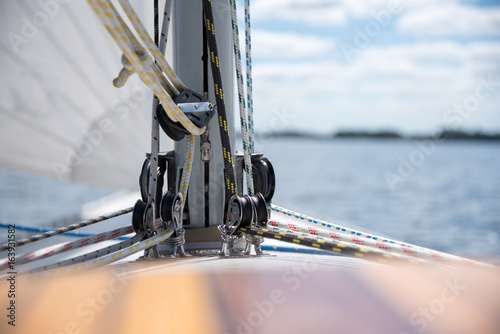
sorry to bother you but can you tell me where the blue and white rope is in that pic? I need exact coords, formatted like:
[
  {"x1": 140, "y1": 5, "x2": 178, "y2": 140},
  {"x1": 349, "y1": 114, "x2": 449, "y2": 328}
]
[
  {"x1": 244, "y1": 0, "x2": 255, "y2": 152},
  {"x1": 230, "y1": 0, "x2": 254, "y2": 195},
  {"x1": 270, "y1": 204, "x2": 491, "y2": 267}
]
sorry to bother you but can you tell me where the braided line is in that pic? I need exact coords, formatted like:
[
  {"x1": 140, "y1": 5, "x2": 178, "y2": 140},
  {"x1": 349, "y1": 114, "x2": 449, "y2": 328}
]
[
  {"x1": 203, "y1": 0, "x2": 237, "y2": 210},
  {"x1": 0, "y1": 207, "x2": 133, "y2": 251}
]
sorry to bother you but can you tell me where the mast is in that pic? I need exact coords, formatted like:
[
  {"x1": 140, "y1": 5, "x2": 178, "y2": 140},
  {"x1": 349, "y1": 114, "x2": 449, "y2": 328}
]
[{"x1": 172, "y1": 0, "x2": 235, "y2": 230}]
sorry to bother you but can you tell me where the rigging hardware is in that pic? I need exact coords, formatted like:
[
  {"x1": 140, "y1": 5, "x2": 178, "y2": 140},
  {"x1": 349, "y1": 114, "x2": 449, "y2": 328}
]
[
  {"x1": 235, "y1": 153, "x2": 276, "y2": 202},
  {"x1": 219, "y1": 193, "x2": 269, "y2": 256},
  {"x1": 160, "y1": 192, "x2": 183, "y2": 229},
  {"x1": 157, "y1": 89, "x2": 215, "y2": 141},
  {"x1": 160, "y1": 192, "x2": 188, "y2": 256},
  {"x1": 139, "y1": 153, "x2": 169, "y2": 217},
  {"x1": 132, "y1": 200, "x2": 154, "y2": 235},
  {"x1": 251, "y1": 154, "x2": 276, "y2": 202}
]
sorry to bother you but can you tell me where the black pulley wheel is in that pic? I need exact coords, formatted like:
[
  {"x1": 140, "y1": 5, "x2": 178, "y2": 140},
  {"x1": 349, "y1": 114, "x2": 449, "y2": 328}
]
[
  {"x1": 251, "y1": 155, "x2": 276, "y2": 203},
  {"x1": 238, "y1": 195, "x2": 254, "y2": 228},
  {"x1": 160, "y1": 192, "x2": 181, "y2": 223},
  {"x1": 139, "y1": 158, "x2": 150, "y2": 202},
  {"x1": 252, "y1": 193, "x2": 269, "y2": 227},
  {"x1": 132, "y1": 200, "x2": 152, "y2": 233},
  {"x1": 160, "y1": 192, "x2": 175, "y2": 223},
  {"x1": 261, "y1": 158, "x2": 276, "y2": 202},
  {"x1": 156, "y1": 105, "x2": 187, "y2": 141},
  {"x1": 251, "y1": 158, "x2": 268, "y2": 200}
]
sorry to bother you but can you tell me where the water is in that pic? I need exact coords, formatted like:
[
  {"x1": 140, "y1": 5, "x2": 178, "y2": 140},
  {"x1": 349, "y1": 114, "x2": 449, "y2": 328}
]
[
  {"x1": 0, "y1": 168, "x2": 113, "y2": 243},
  {"x1": 1, "y1": 139, "x2": 499, "y2": 262},
  {"x1": 255, "y1": 138, "x2": 500, "y2": 263}
]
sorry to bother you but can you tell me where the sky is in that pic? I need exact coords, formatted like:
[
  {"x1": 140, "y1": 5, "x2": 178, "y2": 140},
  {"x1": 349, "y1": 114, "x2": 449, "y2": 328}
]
[{"x1": 242, "y1": 0, "x2": 500, "y2": 135}]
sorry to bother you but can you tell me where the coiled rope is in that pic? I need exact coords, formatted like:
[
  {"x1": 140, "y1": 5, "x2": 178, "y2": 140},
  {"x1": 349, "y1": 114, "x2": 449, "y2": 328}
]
[{"x1": 0, "y1": 207, "x2": 132, "y2": 251}]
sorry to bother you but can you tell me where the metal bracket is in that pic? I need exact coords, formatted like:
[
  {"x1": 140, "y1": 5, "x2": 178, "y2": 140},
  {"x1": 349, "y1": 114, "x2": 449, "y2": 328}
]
[
  {"x1": 219, "y1": 198, "x2": 244, "y2": 256},
  {"x1": 219, "y1": 193, "x2": 269, "y2": 256},
  {"x1": 160, "y1": 192, "x2": 189, "y2": 257},
  {"x1": 156, "y1": 89, "x2": 216, "y2": 141},
  {"x1": 201, "y1": 141, "x2": 211, "y2": 162},
  {"x1": 177, "y1": 101, "x2": 214, "y2": 114}
]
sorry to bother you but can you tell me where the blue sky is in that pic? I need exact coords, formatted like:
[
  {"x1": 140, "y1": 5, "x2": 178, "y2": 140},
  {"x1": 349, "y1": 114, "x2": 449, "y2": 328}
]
[{"x1": 242, "y1": 0, "x2": 500, "y2": 135}]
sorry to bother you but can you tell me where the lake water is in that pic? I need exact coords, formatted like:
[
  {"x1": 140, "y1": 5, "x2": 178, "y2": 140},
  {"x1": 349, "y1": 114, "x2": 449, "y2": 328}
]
[
  {"x1": 1, "y1": 138, "x2": 499, "y2": 263},
  {"x1": 256, "y1": 138, "x2": 500, "y2": 263}
]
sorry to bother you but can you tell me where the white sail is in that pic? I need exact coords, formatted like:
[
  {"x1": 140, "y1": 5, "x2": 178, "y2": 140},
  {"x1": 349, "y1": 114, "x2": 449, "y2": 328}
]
[{"x1": 0, "y1": 0, "x2": 172, "y2": 190}]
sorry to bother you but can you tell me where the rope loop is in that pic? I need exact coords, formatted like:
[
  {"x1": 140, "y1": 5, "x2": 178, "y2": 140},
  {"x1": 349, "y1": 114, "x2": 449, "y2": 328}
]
[
  {"x1": 113, "y1": 51, "x2": 154, "y2": 87},
  {"x1": 88, "y1": 0, "x2": 206, "y2": 136}
]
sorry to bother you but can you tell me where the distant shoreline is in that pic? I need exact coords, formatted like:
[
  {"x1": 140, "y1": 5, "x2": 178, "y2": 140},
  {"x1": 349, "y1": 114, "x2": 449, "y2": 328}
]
[{"x1": 248, "y1": 130, "x2": 500, "y2": 141}]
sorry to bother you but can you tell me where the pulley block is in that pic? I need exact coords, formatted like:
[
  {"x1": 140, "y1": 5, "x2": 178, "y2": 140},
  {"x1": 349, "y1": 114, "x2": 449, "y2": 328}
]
[
  {"x1": 251, "y1": 154, "x2": 276, "y2": 202},
  {"x1": 132, "y1": 199, "x2": 153, "y2": 234},
  {"x1": 224, "y1": 193, "x2": 269, "y2": 237},
  {"x1": 139, "y1": 158, "x2": 151, "y2": 202},
  {"x1": 156, "y1": 88, "x2": 215, "y2": 141},
  {"x1": 160, "y1": 191, "x2": 183, "y2": 229}
]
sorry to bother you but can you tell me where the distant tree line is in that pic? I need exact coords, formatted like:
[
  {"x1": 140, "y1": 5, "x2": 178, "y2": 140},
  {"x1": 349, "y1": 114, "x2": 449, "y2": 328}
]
[{"x1": 249, "y1": 129, "x2": 500, "y2": 141}]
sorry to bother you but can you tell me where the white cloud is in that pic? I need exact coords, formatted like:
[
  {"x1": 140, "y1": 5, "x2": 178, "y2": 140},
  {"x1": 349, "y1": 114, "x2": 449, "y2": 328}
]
[
  {"x1": 252, "y1": 0, "x2": 348, "y2": 26},
  {"x1": 251, "y1": 30, "x2": 336, "y2": 59},
  {"x1": 397, "y1": 2, "x2": 500, "y2": 36},
  {"x1": 251, "y1": 0, "x2": 499, "y2": 37},
  {"x1": 243, "y1": 0, "x2": 500, "y2": 133},
  {"x1": 251, "y1": 41, "x2": 500, "y2": 133}
]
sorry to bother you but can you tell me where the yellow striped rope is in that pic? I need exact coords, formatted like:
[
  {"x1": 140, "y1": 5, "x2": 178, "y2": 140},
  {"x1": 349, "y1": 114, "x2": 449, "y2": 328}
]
[
  {"x1": 87, "y1": 0, "x2": 206, "y2": 136},
  {"x1": 117, "y1": 0, "x2": 185, "y2": 92},
  {"x1": 28, "y1": 225, "x2": 175, "y2": 280},
  {"x1": 179, "y1": 134, "x2": 195, "y2": 215}
]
